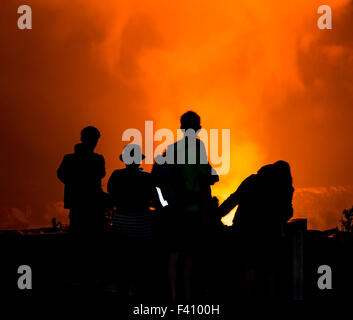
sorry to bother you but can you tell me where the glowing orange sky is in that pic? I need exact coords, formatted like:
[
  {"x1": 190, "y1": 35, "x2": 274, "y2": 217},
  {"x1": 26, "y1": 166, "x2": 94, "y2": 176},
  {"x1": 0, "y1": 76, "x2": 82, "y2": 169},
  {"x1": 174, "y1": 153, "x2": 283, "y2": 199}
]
[{"x1": 1, "y1": 0, "x2": 353, "y2": 229}]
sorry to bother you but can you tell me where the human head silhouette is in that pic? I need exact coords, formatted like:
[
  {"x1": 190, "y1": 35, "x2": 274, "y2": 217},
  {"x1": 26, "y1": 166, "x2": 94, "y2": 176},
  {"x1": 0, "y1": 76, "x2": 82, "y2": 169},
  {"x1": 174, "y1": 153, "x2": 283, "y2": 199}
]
[
  {"x1": 120, "y1": 144, "x2": 145, "y2": 168},
  {"x1": 273, "y1": 160, "x2": 292, "y2": 185},
  {"x1": 180, "y1": 111, "x2": 201, "y2": 134},
  {"x1": 80, "y1": 126, "x2": 101, "y2": 152},
  {"x1": 258, "y1": 160, "x2": 292, "y2": 186}
]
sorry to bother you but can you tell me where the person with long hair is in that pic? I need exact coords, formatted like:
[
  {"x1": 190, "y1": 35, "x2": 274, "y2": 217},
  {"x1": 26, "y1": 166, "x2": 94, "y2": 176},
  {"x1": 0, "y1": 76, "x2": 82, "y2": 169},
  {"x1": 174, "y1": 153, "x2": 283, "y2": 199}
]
[{"x1": 219, "y1": 160, "x2": 294, "y2": 298}]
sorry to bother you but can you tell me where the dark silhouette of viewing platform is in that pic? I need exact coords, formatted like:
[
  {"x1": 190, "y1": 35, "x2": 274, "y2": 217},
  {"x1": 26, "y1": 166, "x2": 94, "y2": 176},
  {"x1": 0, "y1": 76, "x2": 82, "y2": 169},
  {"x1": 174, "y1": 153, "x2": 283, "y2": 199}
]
[{"x1": 1, "y1": 217, "x2": 352, "y2": 300}]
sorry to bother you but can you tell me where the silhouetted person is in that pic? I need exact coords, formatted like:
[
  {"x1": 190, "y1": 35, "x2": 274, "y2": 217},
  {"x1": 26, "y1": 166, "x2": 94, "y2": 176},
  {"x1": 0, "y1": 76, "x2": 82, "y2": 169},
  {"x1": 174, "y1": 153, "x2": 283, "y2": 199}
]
[
  {"x1": 57, "y1": 126, "x2": 106, "y2": 289},
  {"x1": 219, "y1": 160, "x2": 293, "y2": 236},
  {"x1": 57, "y1": 127, "x2": 106, "y2": 233},
  {"x1": 107, "y1": 144, "x2": 154, "y2": 297},
  {"x1": 108, "y1": 144, "x2": 151, "y2": 212},
  {"x1": 219, "y1": 160, "x2": 294, "y2": 298},
  {"x1": 153, "y1": 111, "x2": 218, "y2": 301}
]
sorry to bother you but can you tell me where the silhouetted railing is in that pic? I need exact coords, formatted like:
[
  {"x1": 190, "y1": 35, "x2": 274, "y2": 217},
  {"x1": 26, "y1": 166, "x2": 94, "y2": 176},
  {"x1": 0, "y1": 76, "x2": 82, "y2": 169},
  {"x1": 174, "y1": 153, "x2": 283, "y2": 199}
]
[{"x1": 287, "y1": 218, "x2": 307, "y2": 300}]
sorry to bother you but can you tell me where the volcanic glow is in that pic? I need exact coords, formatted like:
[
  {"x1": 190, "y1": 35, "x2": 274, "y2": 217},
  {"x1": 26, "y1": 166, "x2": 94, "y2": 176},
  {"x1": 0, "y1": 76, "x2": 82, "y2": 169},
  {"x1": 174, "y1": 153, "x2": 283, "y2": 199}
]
[{"x1": 1, "y1": 0, "x2": 353, "y2": 229}]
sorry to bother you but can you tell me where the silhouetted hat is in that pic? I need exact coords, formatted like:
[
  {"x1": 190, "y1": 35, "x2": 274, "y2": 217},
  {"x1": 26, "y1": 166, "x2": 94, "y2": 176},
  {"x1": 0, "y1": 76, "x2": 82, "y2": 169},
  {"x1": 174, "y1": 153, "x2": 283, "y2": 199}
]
[{"x1": 120, "y1": 144, "x2": 145, "y2": 164}]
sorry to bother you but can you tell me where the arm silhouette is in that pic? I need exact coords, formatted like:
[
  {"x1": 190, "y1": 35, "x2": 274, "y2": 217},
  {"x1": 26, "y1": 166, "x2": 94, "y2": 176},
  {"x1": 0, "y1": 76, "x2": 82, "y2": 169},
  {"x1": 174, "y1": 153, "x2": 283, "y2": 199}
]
[
  {"x1": 218, "y1": 174, "x2": 256, "y2": 218},
  {"x1": 57, "y1": 155, "x2": 72, "y2": 184}
]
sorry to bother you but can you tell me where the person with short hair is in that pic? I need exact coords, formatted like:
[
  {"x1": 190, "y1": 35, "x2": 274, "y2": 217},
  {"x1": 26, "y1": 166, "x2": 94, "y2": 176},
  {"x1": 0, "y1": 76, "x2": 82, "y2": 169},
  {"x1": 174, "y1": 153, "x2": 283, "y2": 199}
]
[
  {"x1": 154, "y1": 111, "x2": 218, "y2": 301},
  {"x1": 57, "y1": 126, "x2": 106, "y2": 289},
  {"x1": 57, "y1": 126, "x2": 106, "y2": 233}
]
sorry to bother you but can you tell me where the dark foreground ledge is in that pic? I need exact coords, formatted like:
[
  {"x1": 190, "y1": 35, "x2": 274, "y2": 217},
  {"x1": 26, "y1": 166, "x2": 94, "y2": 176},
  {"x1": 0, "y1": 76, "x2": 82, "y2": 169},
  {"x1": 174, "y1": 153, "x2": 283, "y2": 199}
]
[{"x1": 1, "y1": 219, "x2": 353, "y2": 300}]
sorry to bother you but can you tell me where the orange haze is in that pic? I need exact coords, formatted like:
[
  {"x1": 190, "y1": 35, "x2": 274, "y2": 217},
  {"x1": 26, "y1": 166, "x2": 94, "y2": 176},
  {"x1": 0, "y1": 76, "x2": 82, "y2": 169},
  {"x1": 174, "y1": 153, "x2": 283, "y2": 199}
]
[{"x1": 1, "y1": 0, "x2": 353, "y2": 229}]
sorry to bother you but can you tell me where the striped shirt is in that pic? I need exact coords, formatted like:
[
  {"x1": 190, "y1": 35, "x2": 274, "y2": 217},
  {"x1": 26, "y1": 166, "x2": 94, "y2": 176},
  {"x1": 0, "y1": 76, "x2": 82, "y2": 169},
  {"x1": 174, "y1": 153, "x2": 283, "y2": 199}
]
[{"x1": 111, "y1": 211, "x2": 152, "y2": 241}]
